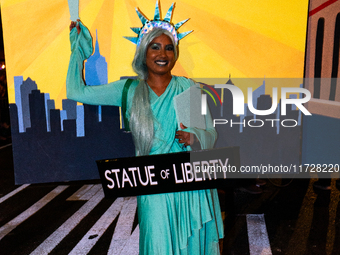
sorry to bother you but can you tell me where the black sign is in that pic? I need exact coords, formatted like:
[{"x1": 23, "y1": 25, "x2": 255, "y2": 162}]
[{"x1": 96, "y1": 147, "x2": 240, "y2": 198}]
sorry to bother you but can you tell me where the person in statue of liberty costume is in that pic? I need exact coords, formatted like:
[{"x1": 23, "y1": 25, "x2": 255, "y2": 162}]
[{"x1": 67, "y1": 2, "x2": 224, "y2": 254}]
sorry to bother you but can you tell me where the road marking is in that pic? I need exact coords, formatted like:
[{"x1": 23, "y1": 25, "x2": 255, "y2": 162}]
[
  {"x1": 79, "y1": 184, "x2": 102, "y2": 200},
  {"x1": 0, "y1": 185, "x2": 68, "y2": 240},
  {"x1": 0, "y1": 143, "x2": 12, "y2": 150},
  {"x1": 69, "y1": 197, "x2": 126, "y2": 255},
  {"x1": 0, "y1": 184, "x2": 30, "y2": 204},
  {"x1": 66, "y1": 184, "x2": 94, "y2": 201},
  {"x1": 118, "y1": 225, "x2": 140, "y2": 255},
  {"x1": 30, "y1": 186, "x2": 104, "y2": 255},
  {"x1": 108, "y1": 197, "x2": 137, "y2": 255},
  {"x1": 246, "y1": 214, "x2": 272, "y2": 255}
]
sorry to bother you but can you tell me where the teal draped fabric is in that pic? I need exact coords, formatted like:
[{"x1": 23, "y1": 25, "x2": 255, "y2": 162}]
[{"x1": 67, "y1": 22, "x2": 224, "y2": 255}]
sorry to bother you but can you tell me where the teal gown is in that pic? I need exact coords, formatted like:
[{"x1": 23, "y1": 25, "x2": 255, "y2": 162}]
[{"x1": 66, "y1": 22, "x2": 224, "y2": 254}]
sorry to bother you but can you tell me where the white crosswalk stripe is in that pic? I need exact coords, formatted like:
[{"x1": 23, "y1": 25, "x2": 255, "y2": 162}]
[
  {"x1": 108, "y1": 197, "x2": 138, "y2": 255},
  {"x1": 30, "y1": 186, "x2": 105, "y2": 255},
  {"x1": 246, "y1": 214, "x2": 272, "y2": 255},
  {"x1": 0, "y1": 184, "x2": 30, "y2": 204},
  {"x1": 0, "y1": 185, "x2": 68, "y2": 241},
  {"x1": 118, "y1": 225, "x2": 140, "y2": 255},
  {"x1": 0, "y1": 182, "x2": 278, "y2": 255},
  {"x1": 69, "y1": 197, "x2": 126, "y2": 254},
  {"x1": 66, "y1": 184, "x2": 95, "y2": 201}
]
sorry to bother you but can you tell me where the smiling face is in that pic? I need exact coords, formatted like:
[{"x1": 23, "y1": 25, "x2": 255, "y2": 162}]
[{"x1": 145, "y1": 34, "x2": 177, "y2": 78}]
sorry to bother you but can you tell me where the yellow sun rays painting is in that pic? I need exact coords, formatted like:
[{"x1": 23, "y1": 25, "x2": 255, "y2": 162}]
[{"x1": 2, "y1": 0, "x2": 308, "y2": 109}]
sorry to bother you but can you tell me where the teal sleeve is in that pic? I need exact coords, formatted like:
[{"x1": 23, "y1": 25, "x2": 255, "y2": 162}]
[{"x1": 66, "y1": 22, "x2": 126, "y2": 107}]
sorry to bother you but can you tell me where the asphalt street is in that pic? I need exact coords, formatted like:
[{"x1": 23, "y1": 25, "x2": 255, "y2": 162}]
[{"x1": 1, "y1": 143, "x2": 340, "y2": 255}]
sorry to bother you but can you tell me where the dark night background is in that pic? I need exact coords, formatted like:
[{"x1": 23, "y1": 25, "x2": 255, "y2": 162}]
[{"x1": 0, "y1": 8, "x2": 10, "y2": 147}]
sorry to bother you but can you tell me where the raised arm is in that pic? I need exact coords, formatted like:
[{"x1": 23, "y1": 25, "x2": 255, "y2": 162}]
[{"x1": 66, "y1": 21, "x2": 126, "y2": 106}]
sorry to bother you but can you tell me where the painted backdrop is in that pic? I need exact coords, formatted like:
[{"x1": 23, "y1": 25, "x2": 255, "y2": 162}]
[{"x1": 1, "y1": 0, "x2": 310, "y2": 183}]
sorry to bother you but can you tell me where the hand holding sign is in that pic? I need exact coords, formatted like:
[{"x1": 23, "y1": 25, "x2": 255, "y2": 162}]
[{"x1": 175, "y1": 123, "x2": 198, "y2": 147}]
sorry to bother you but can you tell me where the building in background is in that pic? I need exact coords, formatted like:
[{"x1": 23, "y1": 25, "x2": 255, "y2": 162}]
[{"x1": 302, "y1": 0, "x2": 340, "y2": 165}]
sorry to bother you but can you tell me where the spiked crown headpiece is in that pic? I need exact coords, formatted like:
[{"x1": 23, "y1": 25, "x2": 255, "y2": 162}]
[{"x1": 124, "y1": 1, "x2": 193, "y2": 47}]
